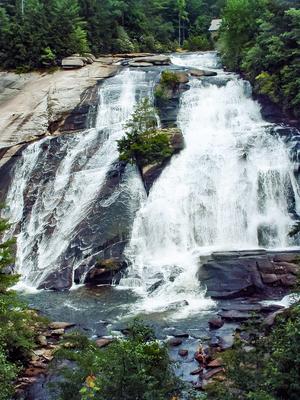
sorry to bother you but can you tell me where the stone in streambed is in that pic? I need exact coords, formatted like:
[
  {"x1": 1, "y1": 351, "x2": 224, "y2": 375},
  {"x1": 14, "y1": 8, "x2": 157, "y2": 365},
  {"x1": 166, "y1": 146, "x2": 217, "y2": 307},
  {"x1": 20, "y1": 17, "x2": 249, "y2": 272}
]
[
  {"x1": 190, "y1": 367, "x2": 203, "y2": 375},
  {"x1": 84, "y1": 258, "x2": 127, "y2": 286},
  {"x1": 49, "y1": 322, "x2": 75, "y2": 330},
  {"x1": 24, "y1": 367, "x2": 46, "y2": 377},
  {"x1": 164, "y1": 300, "x2": 189, "y2": 312},
  {"x1": 275, "y1": 261, "x2": 299, "y2": 275},
  {"x1": 95, "y1": 338, "x2": 113, "y2": 348},
  {"x1": 203, "y1": 367, "x2": 225, "y2": 380},
  {"x1": 209, "y1": 317, "x2": 224, "y2": 329},
  {"x1": 207, "y1": 358, "x2": 223, "y2": 368},
  {"x1": 279, "y1": 274, "x2": 297, "y2": 287},
  {"x1": 128, "y1": 61, "x2": 153, "y2": 67},
  {"x1": 168, "y1": 338, "x2": 183, "y2": 347},
  {"x1": 178, "y1": 349, "x2": 188, "y2": 357},
  {"x1": 147, "y1": 279, "x2": 164, "y2": 293},
  {"x1": 263, "y1": 309, "x2": 285, "y2": 327},
  {"x1": 198, "y1": 258, "x2": 264, "y2": 299},
  {"x1": 189, "y1": 68, "x2": 217, "y2": 77},
  {"x1": 219, "y1": 310, "x2": 255, "y2": 321},
  {"x1": 261, "y1": 273, "x2": 279, "y2": 284}
]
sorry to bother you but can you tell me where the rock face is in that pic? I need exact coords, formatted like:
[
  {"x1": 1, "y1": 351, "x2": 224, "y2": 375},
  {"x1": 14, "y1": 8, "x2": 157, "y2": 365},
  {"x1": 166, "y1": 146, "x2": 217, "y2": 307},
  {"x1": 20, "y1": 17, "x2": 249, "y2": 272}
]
[
  {"x1": 122, "y1": 55, "x2": 171, "y2": 67},
  {"x1": 0, "y1": 61, "x2": 119, "y2": 154},
  {"x1": 61, "y1": 57, "x2": 85, "y2": 69},
  {"x1": 198, "y1": 250, "x2": 300, "y2": 299},
  {"x1": 189, "y1": 68, "x2": 218, "y2": 77},
  {"x1": 84, "y1": 258, "x2": 127, "y2": 286},
  {"x1": 154, "y1": 71, "x2": 190, "y2": 128}
]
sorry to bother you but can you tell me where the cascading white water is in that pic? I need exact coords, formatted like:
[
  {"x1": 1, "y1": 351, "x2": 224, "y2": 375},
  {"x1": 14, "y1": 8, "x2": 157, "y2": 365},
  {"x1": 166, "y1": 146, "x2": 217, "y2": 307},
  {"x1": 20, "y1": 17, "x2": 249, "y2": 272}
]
[
  {"x1": 3, "y1": 69, "x2": 149, "y2": 289},
  {"x1": 121, "y1": 52, "x2": 299, "y2": 317}
]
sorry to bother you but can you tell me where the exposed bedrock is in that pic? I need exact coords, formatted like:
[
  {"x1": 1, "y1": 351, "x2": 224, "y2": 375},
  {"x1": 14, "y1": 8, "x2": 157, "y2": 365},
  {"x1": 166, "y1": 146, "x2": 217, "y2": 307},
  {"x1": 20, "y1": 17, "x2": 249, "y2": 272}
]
[
  {"x1": 198, "y1": 250, "x2": 300, "y2": 299},
  {"x1": 37, "y1": 159, "x2": 141, "y2": 291}
]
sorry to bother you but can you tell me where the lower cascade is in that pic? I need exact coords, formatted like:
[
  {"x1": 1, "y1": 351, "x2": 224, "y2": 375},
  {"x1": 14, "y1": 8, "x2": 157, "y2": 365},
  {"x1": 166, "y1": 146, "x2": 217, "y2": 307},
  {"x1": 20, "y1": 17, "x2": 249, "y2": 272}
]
[{"x1": 3, "y1": 52, "x2": 300, "y2": 317}]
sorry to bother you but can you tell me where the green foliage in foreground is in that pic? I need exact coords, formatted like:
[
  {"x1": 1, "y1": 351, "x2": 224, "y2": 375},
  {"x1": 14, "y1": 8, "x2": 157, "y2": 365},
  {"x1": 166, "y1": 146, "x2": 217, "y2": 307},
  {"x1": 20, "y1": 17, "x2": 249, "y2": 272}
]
[
  {"x1": 206, "y1": 302, "x2": 300, "y2": 400},
  {"x1": 0, "y1": 215, "x2": 45, "y2": 400},
  {"x1": 117, "y1": 98, "x2": 172, "y2": 167},
  {"x1": 219, "y1": 0, "x2": 300, "y2": 118},
  {"x1": 51, "y1": 319, "x2": 179, "y2": 400}
]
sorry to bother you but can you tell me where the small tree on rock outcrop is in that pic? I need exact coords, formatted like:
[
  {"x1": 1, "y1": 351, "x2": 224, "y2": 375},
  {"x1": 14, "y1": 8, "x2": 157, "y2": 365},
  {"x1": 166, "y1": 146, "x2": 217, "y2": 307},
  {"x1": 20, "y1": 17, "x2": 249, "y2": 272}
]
[{"x1": 117, "y1": 98, "x2": 172, "y2": 167}]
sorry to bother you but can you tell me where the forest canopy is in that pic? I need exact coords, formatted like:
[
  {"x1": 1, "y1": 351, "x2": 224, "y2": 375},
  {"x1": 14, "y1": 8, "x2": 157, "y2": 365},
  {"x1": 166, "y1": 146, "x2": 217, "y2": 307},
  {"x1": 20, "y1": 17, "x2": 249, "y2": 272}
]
[
  {"x1": 0, "y1": 0, "x2": 224, "y2": 70},
  {"x1": 218, "y1": 0, "x2": 300, "y2": 118}
]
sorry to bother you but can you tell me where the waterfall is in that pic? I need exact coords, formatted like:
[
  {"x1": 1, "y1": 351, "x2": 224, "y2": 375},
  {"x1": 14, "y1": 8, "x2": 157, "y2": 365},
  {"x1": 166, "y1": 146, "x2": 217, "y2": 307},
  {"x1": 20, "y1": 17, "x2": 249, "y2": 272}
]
[
  {"x1": 120, "y1": 53, "x2": 299, "y2": 317},
  {"x1": 3, "y1": 69, "x2": 151, "y2": 290}
]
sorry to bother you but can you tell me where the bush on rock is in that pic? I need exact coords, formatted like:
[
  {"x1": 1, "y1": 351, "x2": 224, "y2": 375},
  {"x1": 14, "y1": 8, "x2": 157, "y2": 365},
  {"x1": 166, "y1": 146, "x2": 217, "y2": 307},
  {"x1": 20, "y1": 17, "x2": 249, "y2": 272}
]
[{"x1": 117, "y1": 98, "x2": 172, "y2": 167}]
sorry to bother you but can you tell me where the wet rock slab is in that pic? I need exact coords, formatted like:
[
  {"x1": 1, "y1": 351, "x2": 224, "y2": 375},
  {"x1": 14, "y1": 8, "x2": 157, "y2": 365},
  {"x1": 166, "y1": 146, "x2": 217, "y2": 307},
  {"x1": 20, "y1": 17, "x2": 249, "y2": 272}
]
[{"x1": 198, "y1": 250, "x2": 300, "y2": 299}]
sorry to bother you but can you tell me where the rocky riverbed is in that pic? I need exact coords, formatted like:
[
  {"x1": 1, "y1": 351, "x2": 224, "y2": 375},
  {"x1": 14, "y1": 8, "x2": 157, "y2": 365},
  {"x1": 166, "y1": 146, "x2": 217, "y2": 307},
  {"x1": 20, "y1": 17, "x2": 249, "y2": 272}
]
[{"x1": 15, "y1": 249, "x2": 299, "y2": 399}]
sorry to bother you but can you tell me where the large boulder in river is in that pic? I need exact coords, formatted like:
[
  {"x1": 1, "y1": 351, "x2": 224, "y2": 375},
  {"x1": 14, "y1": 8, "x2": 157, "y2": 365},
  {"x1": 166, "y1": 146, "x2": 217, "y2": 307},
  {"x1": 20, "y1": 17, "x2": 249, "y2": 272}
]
[
  {"x1": 198, "y1": 258, "x2": 264, "y2": 299},
  {"x1": 123, "y1": 55, "x2": 171, "y2": 67},
  {"x1": 198, "y1": 251, "x2": 300, "y2": 299},
  {"x1": 84, "y1": 258, "x2": 127, "y2": 286},
  {"x1": 189, "y1": 68, "x2": 217, "y2": 77},
  {"x1": 154, "y1": 70, "x2": 190, "y2": 128}
]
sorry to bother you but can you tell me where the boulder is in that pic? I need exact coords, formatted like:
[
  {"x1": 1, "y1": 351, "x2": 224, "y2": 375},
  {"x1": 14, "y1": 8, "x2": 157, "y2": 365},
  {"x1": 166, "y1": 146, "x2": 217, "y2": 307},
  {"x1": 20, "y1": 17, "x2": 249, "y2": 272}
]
[
  {"x1": 190, "y1": 367, "x2": 203, "y2": 375},
  {"x1": 221, "y1": 303, "x2": 262, "y2": 312},
  {"x1": 49, "y1": 322, "x2": 75, "y2": 330},
  {"x1": 38, "y1": 268, "x2": 73, "y2": 291},
  {"x1": 168, "y1": 338, "x2": 183, "y2": 346},
  {"x1": 189, "y1": 68, "x2": 217, "y2": 77},
  {"x1": 178, "y1": 349, "x2": 188, "y2": 357},
  {"x1": 209, "y1": 317, "x2": 224, "y2": 330},
  {"x1": 174, "y1": 72, "x2": 189, "y2": 84},
  {"x1": 274, "y1": 261, "x2": 299, "y2": 275},
  {"x1": 95, "y1": 338, "x2": 113, "y2": 348},
  {"x1": 203, "y1": 367, "x2": 225, "y2": 380},
  {"x1": 219, "y1": 310, "x2": 254, "y2": 321},
  {"x1": 51, "y1": 329, "x2": 65, "y2": 336},
  {"x1": 207, "y1": 359, "x2": 223, "y2": 368},
  {"x1": 272, "y1": 253, "x2": 299, "y2": 263},
  {"x1": 279, "y1": 273, "x2": 297, "y2": 287},
  {"x1": 263, "y1": 309, "x2": 285, "y2": 327},
  {"x1": 121, "y1": 55, "x2": 171, "y2": 66},
  {"x1": 154, "y1": 71, "x2": 190, "y2": 128},
  {"x1": 261, "y1": 273, "x2": 280, "y2": 284},
  {"x1": 61, "y1": 57, "x2": 85, "y2": 69},
  {"x1": 84, "y1": 257, "x2": 127, "y2": 286},
  {"x1": 128, "y1": 61, "x2": 153, "y2": 67},
  {"x1": 198, "y1": 258, "x2": 264, "y2": 299}
]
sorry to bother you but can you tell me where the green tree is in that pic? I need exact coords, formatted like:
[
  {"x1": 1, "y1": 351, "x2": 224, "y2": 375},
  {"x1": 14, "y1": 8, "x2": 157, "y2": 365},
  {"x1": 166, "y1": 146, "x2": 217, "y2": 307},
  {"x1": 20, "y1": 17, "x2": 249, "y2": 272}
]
[
  {"x1": 0, "y1": 215, "x2": 45, "y2": 399},
  {"x1": 52, "y1": 319, "x2": 179, "y2": 400},
  {"x1": 117, "y1": 98, "x2": 173, "y2": 167}
]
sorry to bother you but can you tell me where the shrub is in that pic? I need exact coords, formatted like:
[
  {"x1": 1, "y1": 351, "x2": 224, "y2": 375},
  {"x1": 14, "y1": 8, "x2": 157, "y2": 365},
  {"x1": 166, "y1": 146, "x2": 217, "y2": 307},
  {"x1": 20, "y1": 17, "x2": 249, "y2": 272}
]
[
  {"x1": 154, "y1": 70, "x2": 181, "y2": 101},
  {"x1": 160, "y1": 70, "x2": 180, "y2": 89},
  {"x1": 0, "y1": 214, "x2": 46, "y2": 399},
  {"x1": 52, "y1": 319, "x2": 179, "y2": 400},
  {"x1": 117, "y1": 98, "x2": 172, "y2": 166},
  {"x1": 183, "y1": 35, "x2": 212, "y2": 51},
  {"x1": 206, "y1": 303, "x2": 300, "y2": 400}
]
